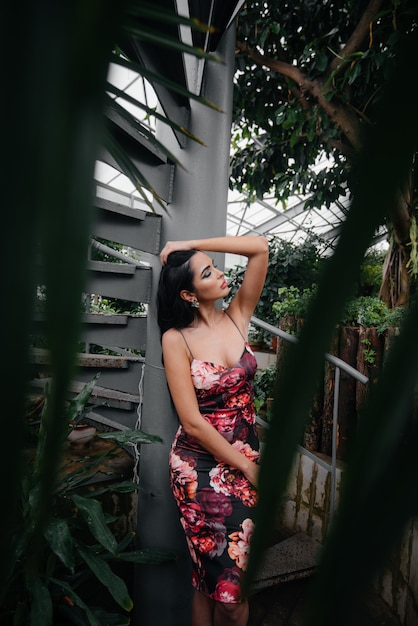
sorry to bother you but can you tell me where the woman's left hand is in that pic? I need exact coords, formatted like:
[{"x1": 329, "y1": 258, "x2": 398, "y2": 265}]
[{"x1": 160, "y1": 240, "x2": 194, "y2": 265}]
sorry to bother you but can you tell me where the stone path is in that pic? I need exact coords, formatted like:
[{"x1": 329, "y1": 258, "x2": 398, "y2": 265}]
[{"x1": 248, "y1": 533, "x2": 401, "y2": 626}]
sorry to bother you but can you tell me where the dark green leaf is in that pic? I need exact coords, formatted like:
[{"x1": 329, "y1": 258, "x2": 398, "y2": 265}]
[
  {"x1": 44, "y1": 518, "x2": 75, "y2": 571},
  {"x1": 50, "y1": 578, "x2": 102, "y2": 626},
  {"x1": 71, "y1": 494, "x2": 118, "y2": 555},
  {"x1": 76, "y1": 545, "x2": 133, "y2": 612},
  {"x1": 115, "y1": 548, "x2": 175, "y2": 564},
  {"x1": 97, "y1": 429, "x2": 163, "y2": 445},
  {"x1": 26, "y1": 575, "x2": 52, "y2": 626}
]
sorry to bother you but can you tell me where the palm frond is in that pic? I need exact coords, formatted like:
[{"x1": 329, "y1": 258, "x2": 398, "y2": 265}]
[
  {"x1": 112, "y1": 54, "x2": 223, "y2": 112},
  {"x1": 102, "y1": 126, "x2": 167, "y2": 212},
  {"x1": 106, "y1": 83, "x2": 206, "y2": 145}
]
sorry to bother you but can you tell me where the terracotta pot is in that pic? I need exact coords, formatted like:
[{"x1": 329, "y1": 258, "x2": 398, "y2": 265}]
[{"x1": 67, "y1": 423, "x2": 97, "y2": 449}]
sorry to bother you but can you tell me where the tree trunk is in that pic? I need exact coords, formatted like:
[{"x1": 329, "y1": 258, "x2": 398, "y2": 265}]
[
  {"x1": 378, "y1": 239, "x2": 411, "y2": 308},
  {"x1": 378, "y1": 178, "x2": 414, "y2": 308}
]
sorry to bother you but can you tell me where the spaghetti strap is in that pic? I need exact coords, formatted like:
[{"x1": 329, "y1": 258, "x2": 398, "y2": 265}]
[
  {"x1": 177, "y1": 329, "x2": 194, "y2": 359},
  {"x1": 224, "y1": 310, "x2": 246, "y2": 341}
]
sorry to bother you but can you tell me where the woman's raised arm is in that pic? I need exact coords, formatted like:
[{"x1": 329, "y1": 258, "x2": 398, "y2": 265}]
[{"x1": 160, "y1": 236, "x2": 269, "y2": 325}]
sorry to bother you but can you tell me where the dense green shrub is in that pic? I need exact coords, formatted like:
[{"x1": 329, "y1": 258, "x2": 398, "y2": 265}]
[
  {"x1": 1, "y1": 377, "x2": 169, "y2": 626},
  {"x1": 226, "y1": 234, "x2": 323, "y2": 342}
]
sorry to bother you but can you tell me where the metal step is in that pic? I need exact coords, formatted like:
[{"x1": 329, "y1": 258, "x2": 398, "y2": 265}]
[
  {"x1": 92, "y1": 196, "x2": 162, "y2": 255},
  {"x1": 30, "y1": 348, "x2": 144, "y2": 395},
  {"x1": 86, "y1": 260, "x2": 151, "y2": 303},
  {"x1": 85, "y1": 410, "x2": 130, "y2": 432},
  {"x1": 252, "y1": 533, "x2": 321, "y2": 592},
  {"x1": 31, "y1": 347, "x2": 141, "y2": 369},
  {"x1": 100, "y1": 108, "x2": 174, "y2": 204},
  {"x1": 82, "y1": 314, "x2": 147, "y2": 351},
  {"x1": 32, "y1": 313, "x2": 147, "y2": 351},
  {"x1": 30, "y1": 377, "x2": 140, "y2": 410}
]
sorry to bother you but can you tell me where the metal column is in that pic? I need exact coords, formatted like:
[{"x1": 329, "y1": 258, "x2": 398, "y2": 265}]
[{"x1": 134, "y1": 26, "x2": 236, "y2": 626}]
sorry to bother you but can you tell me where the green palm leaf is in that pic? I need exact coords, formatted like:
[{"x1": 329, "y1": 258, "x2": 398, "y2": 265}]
[
  {"x1": 126, "y1": 0, "x2": 215, "y2": 33},
  {"x1": 26, "y1": 574, "x2": 53, "y2": 626},
  {"x1": 71, "y1": 494, "x2": 118, "y2": 555},
  {"x1": 102, "y1": 126, "x2": 167, "y2": 211},
  {"x1": 76, "y1": 545, "x2": 133, "y2": 612},
  {"x1": 97, "y1": 428, "x2": 162, "y2": 445},
  {"x1": 106, "y1": 94, "x2": 186, "y2": 166},
  {"x1": 105, "y1": 87, "x2": 206, "y2": 145},
  {"x1": 112, "y1": 55, "x2": 223, "y2": 112},
  {"x1": 50, "y1": 578, "x2": 102, "y2": 626},
  {"x1": 44, "y1": 518, "x2": 75, "y2": 572}
]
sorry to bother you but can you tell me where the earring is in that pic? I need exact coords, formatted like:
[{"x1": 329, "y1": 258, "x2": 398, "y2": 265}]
[{"x1": 190, "y1": 299, "x2": 200, "y2": 309}]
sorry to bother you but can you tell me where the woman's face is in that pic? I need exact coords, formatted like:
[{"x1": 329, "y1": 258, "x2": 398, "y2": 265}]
[{"x1": 189, "y1": 252, "x2": 230, "y2": 303}]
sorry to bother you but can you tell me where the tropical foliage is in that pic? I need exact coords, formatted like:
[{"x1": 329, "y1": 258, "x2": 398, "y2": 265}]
[
  {"x1": 244, "y1": 19, "x2": 418, "y2": 626},
  {"x1": 226, "y1": 234, "x2": 323, "y2": 342},
  {"x1": 1, "y1": 376, "x2": 169, "y2": 626},
  {"x1": 232, "y1": 0, "x2": 418, "y2": 307}
]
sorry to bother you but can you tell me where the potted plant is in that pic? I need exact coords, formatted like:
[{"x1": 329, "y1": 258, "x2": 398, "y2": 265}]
[
  {"x1": 253, "y1": 363, "x2": 277, "y2": 450},
  {"x1": 2, "y1": 376, "x2": 171, "y2": 626}
]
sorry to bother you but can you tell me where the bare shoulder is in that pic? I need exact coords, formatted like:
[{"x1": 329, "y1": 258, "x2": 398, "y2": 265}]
[
  {"x1": 162, "y1": 327, "x2": 191, "y2": 364},
  {"x1": 162, "y1": 327, "x2": 182, "y2": 351}
]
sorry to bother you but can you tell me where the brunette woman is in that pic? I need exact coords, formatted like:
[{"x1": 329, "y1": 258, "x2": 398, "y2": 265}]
[{"x1": 157, "y1": 236, "x2": 268, "y2": 626}]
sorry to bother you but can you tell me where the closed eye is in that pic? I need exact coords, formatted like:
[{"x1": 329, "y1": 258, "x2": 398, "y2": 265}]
[{"x1": 201, "y1": 260, "x2": 217, "y2": 278}]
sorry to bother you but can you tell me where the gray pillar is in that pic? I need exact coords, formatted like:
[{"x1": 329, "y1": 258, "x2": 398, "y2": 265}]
[{"x1": 134, "y1": 26, "x2": 235, "y2": 626}]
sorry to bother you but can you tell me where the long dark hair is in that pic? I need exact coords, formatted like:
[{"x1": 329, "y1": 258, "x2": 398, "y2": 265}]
[{"x1": 157, "y1": 250, "x2": 198, "y2": 334}]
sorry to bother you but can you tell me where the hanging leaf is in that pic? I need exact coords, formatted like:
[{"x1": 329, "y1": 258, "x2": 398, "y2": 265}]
[
  {"x1": 76, "y1": 545, "x2": 133, "y2": 612},
  {"x1": 44, "y1": 518, "x2": 75, "y2": 572},
  {"x1": 26, "y1": 574, "x2": 53, "y2": 626},
  {"x1": 97, "y1": 429, "x2": 163, "y2": 445},
  {"x1": 116, "y1": 548, "x2": 175, "y2": 564},
  {"x1": 71, "y1": 494, "x2": 118, "y2": 555},
  {"x1": 50, "y1": 578, "x2": 102, "y2": 626},
  {"x1": 65, "y1": 373, "x2": 101, "y2": 427}
]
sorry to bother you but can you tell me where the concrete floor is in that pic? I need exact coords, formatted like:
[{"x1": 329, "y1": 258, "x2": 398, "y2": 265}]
[
  {"x1": 248, "y1": 577, "x2": 402, "y2": 626},
  {"x1": 247, "y1": 532, "x2": 402, "y2": 626}
]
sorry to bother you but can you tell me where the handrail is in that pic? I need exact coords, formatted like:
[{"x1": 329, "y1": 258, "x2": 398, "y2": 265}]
[
  {"x1": 250, "y1": 314, "x2": 369, "y2": 526},
  {"x1": 251, "y1": 315, "x2": 369, "y2": 384}
]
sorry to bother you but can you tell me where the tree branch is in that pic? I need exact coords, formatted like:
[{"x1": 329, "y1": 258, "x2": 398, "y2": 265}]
[
  {"x1": 236, "y1": 41, "x2": 363, "y2": 151},
  {"x1": 235, "y1": 40, "x2": 305, "y2": 84},
  {"x1": 328, "y1": 0, "x2": 384, "y2": 76}
]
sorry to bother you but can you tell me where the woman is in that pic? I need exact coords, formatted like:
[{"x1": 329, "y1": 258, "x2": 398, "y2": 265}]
[{"x1": 157, "y1": 236, "x2": 269, "y2": 626}]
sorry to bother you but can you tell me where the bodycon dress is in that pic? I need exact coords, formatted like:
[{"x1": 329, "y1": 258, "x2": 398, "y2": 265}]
[{"x1": 169, "y1": 315, "x2": 260, "y2": 603}]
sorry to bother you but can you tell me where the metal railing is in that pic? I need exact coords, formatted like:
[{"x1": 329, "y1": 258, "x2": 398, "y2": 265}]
[{"x1": 251, "y1": 315, "x2": 369, "y2": 525}]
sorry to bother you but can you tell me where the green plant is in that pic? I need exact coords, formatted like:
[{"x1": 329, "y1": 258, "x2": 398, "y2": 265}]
[
  {"x1": 253, "y1": 364, "x2": 277, "y2": 417},
  {"x1": 272, "y1": 285, "x2": 317, "y2": 320},
  {"x1": 226, "y1": 235, "x2": 323, "y2": 341},
  {"x1": 361, "y1": 338, "x2": 376, "y2": 366},
  {"x1": 270, "y1": 288, "x2": 406, "y2": 335},
  {"x1": 340, "y1": 296, "x2": 406, "y2": 333},
  {"x1": 245, "y1": 25, "x2": 418, "y2": 626},
  {"x1": 232, "y1": 0, "x2": 418, "y2": 309},
  {"x1": 1, "y1": 376, "x2": 170, "y2": 626},
  {"x1": 84, "y1": 294, "x2": 146, "y2": 316}
]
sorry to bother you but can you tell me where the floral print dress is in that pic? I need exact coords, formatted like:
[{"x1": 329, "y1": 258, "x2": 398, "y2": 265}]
[{"x1": 169, "y1": 315, "x2": 260, "y2": 603}]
